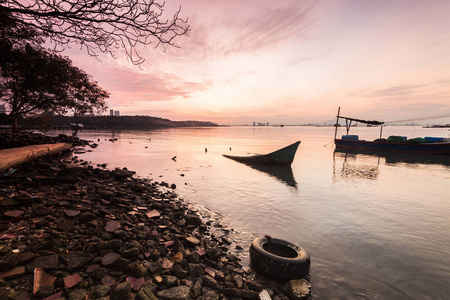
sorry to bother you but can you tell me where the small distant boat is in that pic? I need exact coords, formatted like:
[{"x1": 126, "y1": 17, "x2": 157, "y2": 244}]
[
  {"x1": 223, "y1": 141, "x2": 301, "y2": 165},
  {"x1": 334, "y1": 108, "x2": 450, "y2": 155},
  {"x1": 70, "y1": 123, "x2": 84, "y2": 130}
]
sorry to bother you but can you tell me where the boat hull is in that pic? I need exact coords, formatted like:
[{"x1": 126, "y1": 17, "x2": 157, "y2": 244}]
[
  {"x1": 335, "y1": 139, "x2": 450, "y2": 155},
  {"x1": 223, "y1": 141, "x2": 301, "y2": 165}
]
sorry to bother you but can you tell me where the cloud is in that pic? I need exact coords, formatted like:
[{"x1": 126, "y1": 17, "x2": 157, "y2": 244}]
[{"x1": 353, "y1": 84, "x2": 426, "y2": 99}]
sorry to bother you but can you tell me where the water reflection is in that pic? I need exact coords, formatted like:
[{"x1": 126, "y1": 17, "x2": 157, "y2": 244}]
[
  {"x1": 227, "y1": 160, "x2": 297, "y2": 188},
  {"x1": 335, "y1": 149, "x2": 450, "y2": 167},
  {"x1": 333, "y1": 151, "x2": 380, "y2": 181}
]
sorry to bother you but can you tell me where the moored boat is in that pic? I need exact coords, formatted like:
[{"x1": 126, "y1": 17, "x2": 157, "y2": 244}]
[
  {"x1": 70, "y1": 123, "x2": 84, "y2": 130},
  {"x1": 334, "y1": 108, "x2": 450, "y2": 155},
  {"x1": 223, "y1": 141, "x2": 301, "y2": 165}
]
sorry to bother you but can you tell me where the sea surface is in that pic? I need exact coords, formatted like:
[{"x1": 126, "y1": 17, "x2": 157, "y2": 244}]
[{"x1": 48, "y1": 126, "x2": 450, "y2": 299}]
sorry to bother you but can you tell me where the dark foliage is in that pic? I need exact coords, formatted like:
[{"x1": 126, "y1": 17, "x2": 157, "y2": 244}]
[{"x1": 1, "y1": 0, "x2": 190, "y2": 65}]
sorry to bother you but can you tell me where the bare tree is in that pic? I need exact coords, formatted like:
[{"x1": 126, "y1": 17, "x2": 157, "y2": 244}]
[{"x1": 0, "y1": 0, "x2": 190, "y2": 65}]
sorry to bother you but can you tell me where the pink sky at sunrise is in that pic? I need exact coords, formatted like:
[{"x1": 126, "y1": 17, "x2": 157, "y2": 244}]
[{"x1": 66, "y1": 0, "x2": 450, "y2": 125}]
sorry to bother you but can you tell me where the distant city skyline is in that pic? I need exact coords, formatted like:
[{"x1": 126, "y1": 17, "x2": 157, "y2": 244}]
[{"x1": 60, "y1": 0, "x2": 450, "y2": 125}]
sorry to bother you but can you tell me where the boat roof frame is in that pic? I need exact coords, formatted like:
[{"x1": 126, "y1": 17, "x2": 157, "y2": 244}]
[{"x1": 334, "y1": 107, "x2": 385, "y2": 139}]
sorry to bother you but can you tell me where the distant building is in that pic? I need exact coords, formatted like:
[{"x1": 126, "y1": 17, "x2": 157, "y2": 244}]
[
  {"x1": 253, "y1": 121, "x2": 256, "y2": 126},
  {"x1": 110, "y1": 109, "x2": 114, "y2": 116},
  {"x1": 114, "y1": 111, "x2": 120, "y2": 117}
]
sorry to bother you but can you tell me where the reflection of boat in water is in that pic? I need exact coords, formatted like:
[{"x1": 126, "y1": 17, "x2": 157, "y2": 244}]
[
  {"x1": 333, "y1": 152, "x2": 380, "y2": 180},
  {"x1": 243, "y1": 162, "x2": 297, "y2": 188},
  {"x1": 223, "y1": 141, "x2": 300, "y2": 165},
  {"x1": 335, "y1": 148, "x2": 450, "y2": 167},
  {"x1": 333, "y1": 108, "x2": 450, "y2": 155}
]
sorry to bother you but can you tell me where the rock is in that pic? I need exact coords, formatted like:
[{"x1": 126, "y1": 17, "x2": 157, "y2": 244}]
[
  {"x1": 92, "y1": 285, "x2": 111, "y2": 298},
  {"x1": 188, "y1": 263, "x2": 204, "y2": 278},
  {"x1": 186, "y1": 251, "x2": 200, "y2": 263},
  {"x1": 67, "y1": 288, "x2": 88, "y2": 300},
  {"x1": 0, "y1": 266, "x2": 25, "y2": 280},
  {"x1": 61, "y1": 251, "x2": 94, "y2": 271},
  {"x1": 164, "y1": 275, "x2": 179, "y2": 287},
  {"x1": 284, "y1": 279, "x2": 311, "y2": 300},
  {"x1": 233, "y1": 274, "x2": 243, "y2": 289},
  {"x1": 127, "y1": 276, "x2": 145, "y2": 292},
  {"x1": 64, "y1": 273, "x2": 83, "y2": 288},
  {"x1": 223, "y1": 288, "x2": 259, "y2": 299},
  {"x1": 101, "y1": 252, "x2": 121, "y2": 266},
  {"x1": 26, "y1": 255, "x2": 59, "y2": 272},
  {"x1": 105, "y1": 220, "x2": 121, "y2": 232},
  {"x1": 78, "y1": 212, "x2": 97, "y2": 223},
  {"x1": 185, "y1": 236, "x2": 200, "y2": 246},
  {"x1": 123, "y1": 247, "x2": 140, "y2": 258},
  {"x1": 202, "y1": 288, "x2": 220, "y2": 300},
  {"x1": 184, "y1": 214, "x2": 202, "y2": 226},
  {"x1": 33, "y1": 268, "x2": 56, "y2": 297},
  {"x1": 203, "y1": 275, "x2": 217, "y2": 289},
  {"x1": 111, "y1": 281, "x2": 132, "y2": 300},
  {"x1": 157, "y1": 285, "x2": 191, "y2": 300},
  {"x1": 136, "y1": 287, "x2": 159, "y2": 300}
]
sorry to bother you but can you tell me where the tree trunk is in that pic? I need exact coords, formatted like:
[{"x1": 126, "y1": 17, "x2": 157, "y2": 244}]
[{"x1": 0, "y1": 143, "x2": 72, "y2": 173}]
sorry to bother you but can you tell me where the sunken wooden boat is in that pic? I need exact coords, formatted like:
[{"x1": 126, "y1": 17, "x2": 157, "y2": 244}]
[
  {"x1": 223, "y1": 141, "x2": 301, "y2": 165},
  {"x1": 334, "y1": 107, "x2": 450, "y2": 155}
]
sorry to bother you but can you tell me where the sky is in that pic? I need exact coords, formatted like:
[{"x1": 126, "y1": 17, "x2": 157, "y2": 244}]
[{"x1": 66, "y1": 0, "x2": 450, "y2": 125}]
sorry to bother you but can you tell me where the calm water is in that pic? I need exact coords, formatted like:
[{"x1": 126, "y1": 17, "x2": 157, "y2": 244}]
[{"x1": 49, "y1": 126, "x2": 450, "y2": 299}]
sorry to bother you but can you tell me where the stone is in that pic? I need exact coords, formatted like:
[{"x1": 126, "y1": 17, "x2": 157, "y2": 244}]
[
  {"x1": 105, "y1": 220, "x2": 121, "y2": 232},
  {"x1": 4, "y1": 210, "x2": 25, "y2": 217},
  {"x1": 0, "y1": 266, "x2": 25, "y2": 279},
  {"x1": 164, "y1": 275, "x2": 178, "y2": 287},
  {"x1": 202, "y1": 288, "x2": 220, "y2": 300},
  {"x1": 136, "y1": 287, "x2": 159, "y2": 300},
  {"x1": 26, "y1": 255, "x2": 59, "y2": 272},
  {"x1": 284, "y1": 279, "x2": 311, "y2": 300},
  {"x1": 61, "y1": 251, "x2": 94, "y2": 271},
  {"x1": 64, "y1": 209, "x2": 80, "y2": 217},
  {"x1": 185, "y1": 236, "x2": 200, "y2": 246},
  {"x1": 123, "y1": 247, "x2": 140, "y2": 258},
  {"x1": 64, "y1": 273, "x2": 82, "y2": 288},
  {"x1": 101, "y1": 275, "x2": 116, "y2": 287},
  {"x1": 157, "y1": 285, "x2": 191, "y2": 300},
  {"x1": 67, "y1": 288, "x2": 88, "y2": 300},
  {"x1": 127, "y1": 276, "x2": 145, "y2": 292},
  {"x1": 233, "y1": 274, "x2": 243, "y2": 289},
  {"x1": 33, "y1": 268, "x2": 56, "y2": 297},
  {"x1": 186, "y1": 251, "x2": 200, "y2": 263},
  {"x1": 101, "y1": 252, "x2": 121, "y2": 266},
  {"x1": 222, "y1": 288, "x2": 259, "y2": 298},
  {"x1": 184, "y1": 214, "x2": 202, "y2": 226},
  {"x1": 92, "y1": 285, "x2": 111, "y2": 298},
  {"x1": 111, "y1": 281, "x2": 131, "y2": 300},
  {"x1": 188, "y1": 264, "x2": 204, "y2": 278},
  {"x1": 78, "y1": 212, "x2": 97, "y2": 223},
  {"x1": 203, "y1": 275, "x2": 217, "y2": 289}
]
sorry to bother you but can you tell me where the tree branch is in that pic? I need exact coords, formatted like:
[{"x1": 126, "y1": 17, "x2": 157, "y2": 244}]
[{"x1": 1, "y1": 0, "x2": 190, "y2": 65}]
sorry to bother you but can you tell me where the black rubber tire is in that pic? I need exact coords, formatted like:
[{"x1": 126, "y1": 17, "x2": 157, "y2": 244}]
[{"x1": 250, "y1": 236, "x2": 310, "y2": 281}]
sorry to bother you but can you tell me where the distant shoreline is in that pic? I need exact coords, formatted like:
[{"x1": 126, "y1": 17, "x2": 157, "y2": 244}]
[{"x1": 19, "y1": 115, "x2": 219, "y2": 130}]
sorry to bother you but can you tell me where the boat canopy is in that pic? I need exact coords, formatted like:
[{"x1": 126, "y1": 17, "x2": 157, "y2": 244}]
[
  {"x1": 337, "y1": 116, "x2": 384, "y2": 126},
  {"x1": 334, "y1": 107, "x2": 384, "y2": 139}
]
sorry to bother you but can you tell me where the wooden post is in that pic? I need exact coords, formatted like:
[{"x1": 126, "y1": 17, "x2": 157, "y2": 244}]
[{"x1": 334, "y1": 107, "x2": 340, "y2": 140}]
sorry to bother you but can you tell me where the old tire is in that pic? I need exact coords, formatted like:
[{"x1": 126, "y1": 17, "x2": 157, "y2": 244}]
[{"x1": 250, "y1": 236, "x2": 310, "y2": 281}]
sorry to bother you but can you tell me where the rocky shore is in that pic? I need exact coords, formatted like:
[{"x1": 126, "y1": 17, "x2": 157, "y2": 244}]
[{"x1": 0, "y1": 133, "x2": 311, "y2": 299}]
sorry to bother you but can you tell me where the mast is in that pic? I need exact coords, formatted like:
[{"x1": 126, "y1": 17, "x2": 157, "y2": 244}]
[{"x1": 334, "y1": 107, "x2": 340, "y2": 140}]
